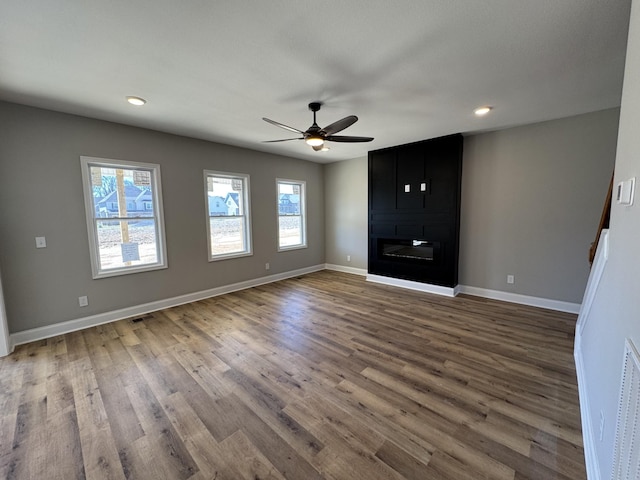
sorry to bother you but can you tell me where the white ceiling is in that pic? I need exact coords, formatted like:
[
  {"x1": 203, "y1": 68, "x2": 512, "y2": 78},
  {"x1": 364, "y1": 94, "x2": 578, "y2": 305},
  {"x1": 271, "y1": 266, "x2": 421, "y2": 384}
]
[{"x1": 0, "y1": 0, "x2": 632, "y2": 163}]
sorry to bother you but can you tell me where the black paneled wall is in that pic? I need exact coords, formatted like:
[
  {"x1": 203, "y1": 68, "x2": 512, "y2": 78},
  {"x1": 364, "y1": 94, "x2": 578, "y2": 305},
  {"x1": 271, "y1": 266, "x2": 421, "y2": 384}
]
[{"x1": 368, "y1": 134, "x2": 463, "y2": 287}]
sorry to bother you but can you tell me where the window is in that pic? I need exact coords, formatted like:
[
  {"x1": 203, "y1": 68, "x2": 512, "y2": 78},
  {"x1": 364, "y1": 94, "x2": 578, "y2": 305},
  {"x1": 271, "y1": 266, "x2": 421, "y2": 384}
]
[
  {"x1": 277, "y1": 179, "x2": 306, "y2": 250},
  {"x1": 205, "y1": 171, "x2": 252, "y2": 260},
  {"x1": 80, "y1": 156, "x2": 167, "y2": 278}
]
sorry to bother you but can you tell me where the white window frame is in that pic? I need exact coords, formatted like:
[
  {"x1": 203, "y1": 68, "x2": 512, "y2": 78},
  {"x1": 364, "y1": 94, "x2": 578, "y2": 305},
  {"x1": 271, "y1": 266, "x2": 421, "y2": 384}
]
[
  {"x1": 277, "y1": 178, "x2": 307, "y2": 251},
  {"x1": 80, "y1": 156, "x2": 168, "y2": 279},
  {"x1": 204, "y1": 170, "x2": 252, "y2": 261}
]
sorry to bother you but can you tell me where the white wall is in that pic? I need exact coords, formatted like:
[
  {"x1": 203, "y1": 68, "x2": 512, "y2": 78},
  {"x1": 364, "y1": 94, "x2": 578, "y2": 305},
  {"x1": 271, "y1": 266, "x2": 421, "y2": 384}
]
[{"x1": 577, "y1": 0, "x2": 640, "y2": 477}]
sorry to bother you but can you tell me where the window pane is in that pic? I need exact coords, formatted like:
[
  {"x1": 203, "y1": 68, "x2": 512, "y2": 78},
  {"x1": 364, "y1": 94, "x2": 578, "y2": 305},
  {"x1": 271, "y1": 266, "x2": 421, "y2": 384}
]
[
  {"x1": 205, "y1": 171, "x2": 251, "y2": 260},
  {"x1": 278, "y1": 184, "x2": 300, "y2": 215},
  {"x1": 95, "y1": 219, "x2": 159, "y2": 270},
  {"x1": 278, "y1": 215, "x2": 302, "y2": 247},
  {"x1": 277, "y1": 179, "x2": 305, "y2": 250},
  {"x1": 82, "y1": 156, "x2": 167, "y2": 278},
  {"x1": 90, "y1": 165, "x2": 154, "y2": 218},
  {"x1": 207, "y1": 176, "x2": 243, "y2": 217},
  {"x1": 210, "y1": 217, "x2": 246, "y2": 256}
]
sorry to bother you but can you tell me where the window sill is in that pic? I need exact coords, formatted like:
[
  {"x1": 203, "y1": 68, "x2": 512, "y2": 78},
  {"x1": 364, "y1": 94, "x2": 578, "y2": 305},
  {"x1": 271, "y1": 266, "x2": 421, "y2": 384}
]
[
  {"x1": 209, "y1": 251, "x2": 253, "y2": 262},
  {"x1": 277, "y1": 244, "x2": 308, "y2": 253}
]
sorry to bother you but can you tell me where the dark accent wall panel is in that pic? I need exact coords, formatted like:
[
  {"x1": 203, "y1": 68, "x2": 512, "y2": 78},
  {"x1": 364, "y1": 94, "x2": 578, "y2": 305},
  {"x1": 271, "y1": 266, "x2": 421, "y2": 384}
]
[{"x1": 368, "y1": 134, "x2": 463, "y2": 287}]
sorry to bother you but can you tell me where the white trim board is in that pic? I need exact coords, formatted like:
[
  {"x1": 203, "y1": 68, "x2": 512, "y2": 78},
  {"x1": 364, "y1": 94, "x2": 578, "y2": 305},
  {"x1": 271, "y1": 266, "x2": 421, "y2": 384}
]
[
  {"x1": 343, "y1": 267, "x2": 581, "y2": 313},
  {"x1": 366, "y1": 274, "x2": 460, "y2": 297},
  {"x1": 8, "y1": 264, "x2": 582, "y2": 350},
  {"x1": 574, "y1": 341, "x2": 601, "y2": 480},
  {"x1": 0, "y1": 269, "x2": 10, "y2": 357},
  {"x1": 9, "y1": 264, "x2": 324, "y2": 349},
  {"x1": 571, "y1": 230, "x2": 608, "y2": 480},
  {"x1": 364, "y1": 275, "x2": 581, "y2": 313},
  {"x1": 577, "y1": 229, "x2": 609, "y2": 335},
  {"x1": 458, "y1": 285, "x2": 581, "y2": 314},
  {"x1": 325, "y1": 264, "x2": 367, "y2": 276}
]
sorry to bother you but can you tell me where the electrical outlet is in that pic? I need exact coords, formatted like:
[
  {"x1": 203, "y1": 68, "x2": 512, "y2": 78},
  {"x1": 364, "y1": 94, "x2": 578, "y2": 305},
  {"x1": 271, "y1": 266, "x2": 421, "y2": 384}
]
[
  {"x1": 35, "y1": 236, "x2": 47, "y2": 248},
  {"x1": 347, "y1": 255, "x2": 351, "y2": 262},
  {"x1": 78, "y1": 296, "x2": 88, "y2": 307},
  {"x1": 507, "y1": 275, "x2": 515, "y2": 284},
  {"x1": 265, "y1": 262, "x2": 270, "y2": 270},
  {"x1": 599, "y1": 411, "x2": 605, "y2": 441}
]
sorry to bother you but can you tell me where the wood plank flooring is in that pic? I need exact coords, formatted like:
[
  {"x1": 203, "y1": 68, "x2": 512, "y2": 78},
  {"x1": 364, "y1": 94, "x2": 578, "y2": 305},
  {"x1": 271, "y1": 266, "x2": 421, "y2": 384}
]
[{"x1": 0, "y1": 271, "x2": 586, "y2": 479}]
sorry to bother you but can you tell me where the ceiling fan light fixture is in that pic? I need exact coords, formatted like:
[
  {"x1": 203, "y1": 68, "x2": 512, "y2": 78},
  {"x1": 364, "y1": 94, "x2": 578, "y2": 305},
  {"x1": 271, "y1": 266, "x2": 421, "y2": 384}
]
[
  {"x1": 305, "y1": 136, "x2": 324, "y2": 147},
  {"x1": 474, "y1": 106, "x2": 492, "y2": 116},
  {"x1": 126, "y1": 96, "x2": 146, "y2": 106}
]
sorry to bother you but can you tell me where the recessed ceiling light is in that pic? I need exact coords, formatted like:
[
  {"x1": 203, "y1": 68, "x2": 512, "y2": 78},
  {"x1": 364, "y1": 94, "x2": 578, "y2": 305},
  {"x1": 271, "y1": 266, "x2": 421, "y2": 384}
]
[
  {"x1": 474, "y1": 106, "x2": 493, "y2": 116},
  {"x1": 126, "y1": 96, "x2": 146, "y2": 106}
]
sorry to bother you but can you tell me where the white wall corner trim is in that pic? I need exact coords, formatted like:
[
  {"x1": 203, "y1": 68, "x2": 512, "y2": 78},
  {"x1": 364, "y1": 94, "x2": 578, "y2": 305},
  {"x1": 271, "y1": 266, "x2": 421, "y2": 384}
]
[
  {"x1": 0, "y1": 269, "x2": 11, "y2": 357},
  {"x1": 366, "y1": 274, "x2": 460, "y2": 297},
  {"x1": 577, "y1": 229, "x2": 609, "y2": 335},
  {"x1": 9, "y1": 264, "x2": 325, "y2": 349},
  {"x1": 574, "y1": 341, "x2": 602, "y2": 480},
  {"x1": 325, "y1": 264, "x2": 367, "y2": 276},
  {"x1": 572, "y1": 229, "x2": 609, "y2": 480},
  {"x1": 458, "y1": 285, "x2": 581, "y2": 314}
]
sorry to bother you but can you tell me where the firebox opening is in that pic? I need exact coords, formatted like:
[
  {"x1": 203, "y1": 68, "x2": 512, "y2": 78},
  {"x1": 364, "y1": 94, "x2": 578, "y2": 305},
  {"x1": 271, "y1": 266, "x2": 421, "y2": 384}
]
[{"x1": 379, "y1": 239, "x2": 440, "y2": 262}]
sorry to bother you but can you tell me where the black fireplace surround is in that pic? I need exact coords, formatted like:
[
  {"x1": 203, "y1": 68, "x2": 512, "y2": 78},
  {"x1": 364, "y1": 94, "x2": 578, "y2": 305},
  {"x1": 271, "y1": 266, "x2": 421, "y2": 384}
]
[{"x1": 368, "y1": 134, "x2": 462, "y2": 287}]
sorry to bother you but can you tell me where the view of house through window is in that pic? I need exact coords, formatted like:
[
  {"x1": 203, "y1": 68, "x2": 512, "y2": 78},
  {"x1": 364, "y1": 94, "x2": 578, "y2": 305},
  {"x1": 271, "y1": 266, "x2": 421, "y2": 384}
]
[
  {"x1": 277, "y1": 179, "x2": 306, "y2": 250},
  {"x1": 205, "y1": 171, "x2": 252, "y2": 260},
  {"x1": 81, "y1": 157, "x2": 167, "y2": 278}
]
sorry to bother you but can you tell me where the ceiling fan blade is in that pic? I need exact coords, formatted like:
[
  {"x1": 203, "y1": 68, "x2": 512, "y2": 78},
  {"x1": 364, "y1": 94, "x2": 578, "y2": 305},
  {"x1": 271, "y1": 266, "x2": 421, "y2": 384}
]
[
  {"x1": 321, "y1": 115, "x2": 358, "y2": 136},
  {"x1": 262, "y1": 117, "x2": 305, "y2": 135},
  {"x1": 263, "y1": 138, "x2": 304, "y2": 143},
  {"x1": 325, "y1": 135, "x2": 374, "y2": 143}
]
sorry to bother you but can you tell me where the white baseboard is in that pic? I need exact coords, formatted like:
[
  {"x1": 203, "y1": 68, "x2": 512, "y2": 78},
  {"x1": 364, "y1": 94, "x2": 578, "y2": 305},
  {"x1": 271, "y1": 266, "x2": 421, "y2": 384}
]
[
  {"x1": 458, "y1": 285, "x2": 581, "y2": 314},
  {"x1": 574, "y1": 341, "x2": 601, "y2": 480},
  {"x1": 366, "y1": 274, "x2": 460, "y2": 297},
  {"x1": 8, "y1": 265, "x2": 582, "y2": 349},
  {"x1": 325, "y1": 264, "x2": 367, "y2": 276},
  {"x1": 9, "y1": 264, "x2": 325, "y2": 349},
  {"x1": 347, "y1": 270, "x2": 580, "y2": 312}
]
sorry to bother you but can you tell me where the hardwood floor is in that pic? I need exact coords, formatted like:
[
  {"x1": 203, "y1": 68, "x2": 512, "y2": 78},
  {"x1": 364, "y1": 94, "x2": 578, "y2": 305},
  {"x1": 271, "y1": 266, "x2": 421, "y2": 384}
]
[{"x1": 0, "y1": 271, "x2": 586, "y2": 479}]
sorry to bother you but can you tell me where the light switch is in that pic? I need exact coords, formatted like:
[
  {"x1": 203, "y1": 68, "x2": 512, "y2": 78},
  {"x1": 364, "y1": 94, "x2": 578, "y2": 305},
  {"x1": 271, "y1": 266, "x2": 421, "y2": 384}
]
[
  {"x1": 420, "y1": 182, "x2": 427, "y2": 191},
  {"x1": 35, "y1": 236, "x2": 47, "y2": 248},
  {"x1": 616, "y1": 177, "x2": 636, "y2": 206},
  {"x1": 404, "y1": 184, "x2": 411, "y2": 193}
]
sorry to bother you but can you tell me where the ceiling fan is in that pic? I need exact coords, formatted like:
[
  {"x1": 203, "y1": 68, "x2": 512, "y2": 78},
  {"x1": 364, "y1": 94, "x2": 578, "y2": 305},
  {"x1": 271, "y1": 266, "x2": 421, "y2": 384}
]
[{"x1": 263, "y1": 102, "x2": 374, "y2": 151}]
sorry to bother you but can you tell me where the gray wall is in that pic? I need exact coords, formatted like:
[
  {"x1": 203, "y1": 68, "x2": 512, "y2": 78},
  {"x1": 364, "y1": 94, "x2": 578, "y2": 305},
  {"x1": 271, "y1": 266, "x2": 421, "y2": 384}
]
[
  {"x1": 324, "y1": 155, "x2": 368, "y2": 269},
  {"x1": 460, "y1": 108, "x2": 619, "y2": 303},
  {"x1": 0, "y1": 101, "x2": 324, "y2": 333},
  {"x1": 580, "y1": 0, "x2": 640, "y2": 475},
  {"x1": 324, "y1": 108, "x2": 619, "y2": 304},
  {"x1": 0, "y1": 100, "x2": 621, "y2": 336}
]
